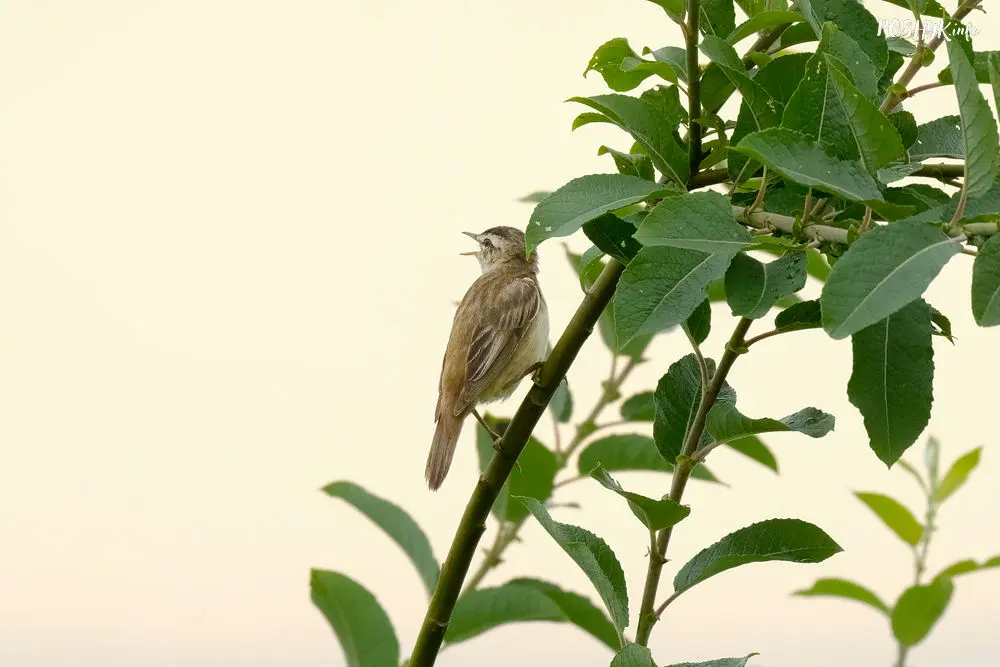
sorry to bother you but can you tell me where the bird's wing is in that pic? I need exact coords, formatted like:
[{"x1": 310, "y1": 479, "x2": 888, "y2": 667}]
[{"x1": 455, "y1": 276, "x2": 540, "y2": 415}]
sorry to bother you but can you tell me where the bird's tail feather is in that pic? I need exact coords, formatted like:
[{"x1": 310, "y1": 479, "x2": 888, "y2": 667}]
[{"x1": 426, "y1": 413, "x2": 464, "y2": 490}]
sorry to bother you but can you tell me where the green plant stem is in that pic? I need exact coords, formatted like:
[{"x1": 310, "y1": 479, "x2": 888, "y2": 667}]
[
  {"x1": 685, "y1": 0, "x2": 702, "y2": 179},
  {"x1": 462, "y1": 521, "x2": 515, "y2": 594},
  {"x1": 461, "y1": 355, "x2": 639, "y2": 590},
  {"x1": 634, "y1": 317, "x2": 753, "y2": 645},
  {"x1": 409, "y1": 259, "x2": 625, "y2": 666},
  {"x1": 894, "y1": 487, "x2": 940, "y2": 667},
  {"x1": 880, "y1": 0, "x2": 983, "y2": 114},
  {"x1": 691, "y1": 163, "x2": 967, "y2": 190}
]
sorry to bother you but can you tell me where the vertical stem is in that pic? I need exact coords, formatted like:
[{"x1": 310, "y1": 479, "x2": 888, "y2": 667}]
[
  {"x1": 894, "y1": 465, "x2": 940, "y2": 667},
  {"x1": 879, "y1": 0, "x2": 983, "y2": 114},
  {"x1": 462, "y1": 353, "x2": 640, "y2": 592},
  {"x1": 685, "y1": 0, "x2": 702, "y2": 180},
  {"x1": 634, "y1": 318, "x2": 753, "y2": 645},
  {"x1": 409, "y1": 259, "x2": 625, "y2": 666}
]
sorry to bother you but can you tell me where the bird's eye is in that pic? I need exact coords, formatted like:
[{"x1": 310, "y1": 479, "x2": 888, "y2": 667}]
[{"x1": 481, "y1": 237, "x2": 494, "y2": 249}]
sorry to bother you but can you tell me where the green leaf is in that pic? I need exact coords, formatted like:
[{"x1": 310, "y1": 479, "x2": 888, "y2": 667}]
[
  {"x1": 520, "y1": 498, "x2": 630, "y2": 632},
  {"x1": 754, "y1": 53, "x2": 813, "y2": 106},
  {"x1": 847, "y1": 299, "x2": 935, "y2": 466},
  {"x1": 507, "y1": 578, "x2": 620, "y2": 649},
  {"x1": 550, "y1": 378, "x2": 573, "y2": 423},
  {"x1": 725, "y1": 251, "x2": 807, "y2": 319},
  {"x1": 727, "y1": 436, "x2": 779, "y2": 473},
  {"x1": 774, "y1": 299, "x2": 822, "y2": 333},
  {"x1": 310, "y1": 570, "x2": 400, "y2": 667},
  {"x1": 665, "y1": 656, "x2": 758, "y2": 667},
  {"x1": 578, "y1": 434, "x2": 673, "y2": 476},
  {"x1": 570, "y1": 94, "x2": 690, "y2": 187},
  {"x1": 583, "y1": 214, "x2": 643, "y2": 264},
  {"x1": 526, "y1": 174, "x2": 672, "y2": 252},
  {"x1": 445, "y1": 583, "x2": 565, "y2": 643},
  {"x1": 599, "y1": 145, "x2": 656, "y2": 181},
  {"x1": 728, "y1": 10, "x2": 804, "y2": 44},
  {"x1": 519, "y1": 190, "x2": 552, "y2": 203},
  {"x1": 322, "y1": 482, "x2": 439, "y2": 596},
  {"x1": 897, "y1": 459, "x2": 928, "y2": 492},
  {"x1": 635, "y1": 191, "x2": 754, "y2": 254},
  {"x1": 575, "y1": 246, "x2": 607, "y2": 292},
  {"x1": 700, "y1": 0, "x2": 736, "y2": 37},
  {"x1": 586, "y1": 38, "x2": 657, "y2": 92},
  {"x1": 733, "y1": 128, "x2": 884, "y2": 203},
  {"x1": 576, "y1": 433, "x2": 720, "y2": 483},
  {"x1": 728, "y1": 52, "x2": 811, "y2": 182},
  {"x1": 946, "y1": 34, "x2": 1000, "y2": 197},
  {"x1": 621, "y1": 393, "x2": 656, "y2": 421},
  {"x1": 821, "y1": 223, "x2": 959, "y2": 339},
  {"x1": 674, "y1": 518, "x2": 842, "y2": 595},
  {"x1": 794, "y1": 577, "x2": 890, "y2": 615},
  {"x1": 886, "y1": 184, "x2": 951, "y2": 214},
  {"x1": 589, "y1": 465, "x2": 691, "y2": 531},
  {"x1": 782, "y1": 25, "x2": 904, "y2": 172},
  {"x1": 882, "y1": 0, "x2": 946, "y2": 17},
  {"x1": 935, "y1": 556, "x2": 1000, "y2": 579},
  {"x1": 476, "y1": 419, "x2": 558, "y2": 522},
  {"x1": 645, "y1": 0, "x2": 685, "y2": 22},
  {"x1": 938, "y1": 50, "x2": 999, "y2": 85},
  {"x1": 700, "y1": 36, "x2": 781, "y2": 131},
  {"x1": 795, "y1": 0, "x2": 887, "y2": 75},
  {"x1": 644, "y1": 46, "x2": 689, "y2": 83},
  {"x1": 910, "y1": 115, "x2": 964, "y2": 160},
  {"x1": 890, "y1": 110, "x2": 918, "y2": 149},
  {"x1": 934, "y1": 447, "x2": 982, "y2": 503},
  {"x1": 613, "y1": 247, "x2": 734, "y2": 345},
  {"x1": 599, "y1": 306, "x2": 654, "y2": 358},
  {"x1": 613, "y1": 644, "x2": 656, "y2": 667},
  {"x1": 972, "y1": 235, "x2": 1000, "y2": 326},
  {"x1": 685, "y1": 298, "x2": 712, "y2": 345},
  {"x1": 706, "y1": 403, "x2": 835, "y2": 443},
  {"x1": 854, "y1": 492, "x2": 923, "y2": 546},
  {"x1": 892, "y1": 579, "x2": 954, "y2": 647},
  {"x1": 655, "y1": 354, "x2": 736, "y2": 462},
  {"x1": 635, "y1": 192, "x2": 753, "y2": 257},
  {"x1": 778, "y1": 21, "x2": 820, "y2": 51}
]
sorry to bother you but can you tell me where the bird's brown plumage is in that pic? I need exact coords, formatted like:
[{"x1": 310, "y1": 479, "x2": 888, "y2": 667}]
[{"x1": 426, "y1": 227, "x2": 548, "y2": 490}]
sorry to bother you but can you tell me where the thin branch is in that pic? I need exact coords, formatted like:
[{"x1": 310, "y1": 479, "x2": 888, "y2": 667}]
[
  {"x1": 912, "y1": 162, "x2": 964, "y2": 183},
  {"x1": 880, "y1": 0, "x2": 983, "y2": 114},
  {"x1": 551, "y1": 412, "x2": 563, "y2": 454},
  {"x1": 801, "y1": 188, "x2": 814, "y2": 224},
  {"x1": 654, "y1": 589, "x2": 683, "y2": 618},
  {"x1": 409, "y1": 259, "x2": 626, "y2": 666},
  {"x1": 949, "y1": 164, "x2": 971, "y2": 229},
  {"x1": 748, "y1": 167, "x2": 768, "y2": 213},
  {"x1": 688, "y1": 167, "x2": 728, "y2": 189},
  {"x1": 464, "y1": 351, "x2": 639, "y2": 595},
  {"x1": 859, "y1": 206, "x2": 873, "y2": 234},
  {"x1": 744, "y1": 328, "x2": 782, "y2": 347},
  {"x1": 901, "y1": 81, "x2": 944, "y2": 100},
  {"x1": 734, "y1": 205, "x2": 849, "y2": 244},
  {"x1": 552, "y1": 472, "x2": 587, "y2": 489},
  {"x1": 684, "y1": 326, "x2": 710, "y2": 393},
  {"x1": 634, "y1": 318, "x2": 753, "y2": 645}
]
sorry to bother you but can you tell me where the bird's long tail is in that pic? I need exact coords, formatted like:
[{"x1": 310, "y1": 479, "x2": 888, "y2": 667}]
[{"x1": 426, "y1": 412, "x2": 464, "y2": 490}]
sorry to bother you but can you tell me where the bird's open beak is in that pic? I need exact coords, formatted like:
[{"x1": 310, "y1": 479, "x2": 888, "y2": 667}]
[{"x1": 460, "y1": 231, "x2": 481, "y2": 256}]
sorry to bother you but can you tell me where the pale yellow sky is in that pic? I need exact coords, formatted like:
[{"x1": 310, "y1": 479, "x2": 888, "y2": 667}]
[{"x1": 1, "y1": 2, "x2": 997, "y2": 666}]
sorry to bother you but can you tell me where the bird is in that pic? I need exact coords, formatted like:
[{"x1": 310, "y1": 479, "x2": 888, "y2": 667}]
[{"x1": 426, "y1": 226, "x2": 549, "y2": 490}]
